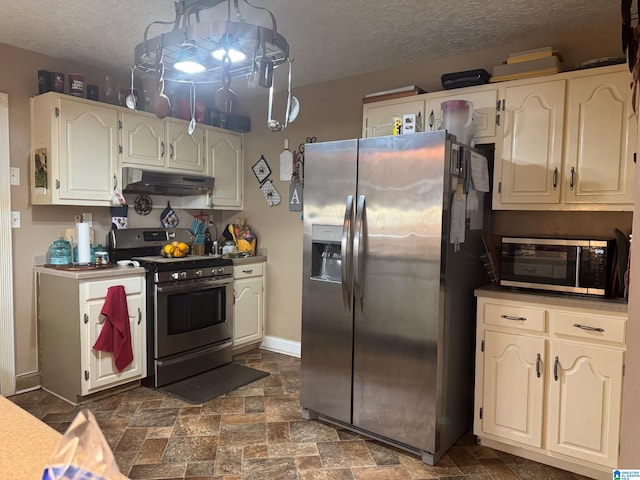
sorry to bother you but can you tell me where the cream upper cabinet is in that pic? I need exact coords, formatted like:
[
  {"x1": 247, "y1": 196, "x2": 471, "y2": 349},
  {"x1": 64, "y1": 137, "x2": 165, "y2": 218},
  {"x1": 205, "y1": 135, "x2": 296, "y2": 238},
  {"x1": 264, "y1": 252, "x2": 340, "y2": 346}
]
[
  {"x1": 208, "y1": 129, "x2": 243, "y2": 209},
  {"x1": 362, "y1": 97, "x2": 425, "y2": 138},
  {"x1": 474, "y1": 293, "x2": 627, "y2": 477},
  {"x1": 492, "y1": 64, "x2": 635, "y2": 211},
  {"x1": 31, "y1": 93, "x2": 119, "y2": 206},
  {"x1": 166, "y1": 118, "x2": 206, "y2": 173},
  {"x1": 120, "y1": 111, "x2": 165, "y2": 168},
  {"x1": 425, "y1": 87, "x2": 499, "y2": 142},
  {"x1": 120, "y1": 111, "x2": 206, "y2": 173},
  {"x1": 562, "y1": 69, "x2": 636, "y2": 206},
  {"x1": 493, "y1": 79, "x2": 566, "y2": 207}
]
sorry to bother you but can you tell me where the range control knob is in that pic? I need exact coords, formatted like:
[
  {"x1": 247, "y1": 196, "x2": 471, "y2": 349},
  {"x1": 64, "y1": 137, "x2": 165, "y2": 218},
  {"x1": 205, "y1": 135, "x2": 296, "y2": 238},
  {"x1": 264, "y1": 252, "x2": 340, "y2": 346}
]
[
  {"x1": 216, "y1": 267, "x2": 225, "y2": 275},
  {"x1": 180, "y1": 271, "x2": 188, "y2": 280},
  {"x1": 194, "y1": 270, "x2": 203, "y2": 277}
]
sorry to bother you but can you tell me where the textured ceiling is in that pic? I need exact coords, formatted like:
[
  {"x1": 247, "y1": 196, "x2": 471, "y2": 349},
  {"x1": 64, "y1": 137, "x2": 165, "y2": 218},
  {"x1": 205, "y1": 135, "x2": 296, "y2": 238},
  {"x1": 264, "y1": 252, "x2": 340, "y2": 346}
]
[{"x1": 0, "y1": 0, "x2": 620, "y2": 94}]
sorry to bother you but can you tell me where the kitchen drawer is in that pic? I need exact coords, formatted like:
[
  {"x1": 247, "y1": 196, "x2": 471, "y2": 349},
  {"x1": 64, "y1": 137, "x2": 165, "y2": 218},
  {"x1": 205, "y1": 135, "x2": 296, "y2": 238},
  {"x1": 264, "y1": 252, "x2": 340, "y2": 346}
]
[
  {"x1": 482, "y1": 301, "x2": 546, "y2": 332},
  {"x1": 550, "y1": 311, "x2": 626, "y2": 345},
  {"x1": 83, "y1": 276, "x2": 144, "y2": 300},
  {"x1": 233, "y1": 263, "x2": 263, "y2": 279}
]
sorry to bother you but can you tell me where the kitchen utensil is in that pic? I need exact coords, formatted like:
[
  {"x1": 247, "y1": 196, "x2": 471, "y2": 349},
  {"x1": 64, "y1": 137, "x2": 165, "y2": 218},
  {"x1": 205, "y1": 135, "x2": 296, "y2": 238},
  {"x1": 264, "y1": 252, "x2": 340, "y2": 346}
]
[
  {"x1": 441, "y1": 100, "x2": 475, "y2": 144},
  {"x1": 288, "y1": 95, "x2": 300, "y2": 123},
  {"x1": 280, "y1": 138, "x2": 293, "y2": 181},
  {"x1": 155, "y1": 47, "x2": 171, "y2": 119},
  {"x1": 125, "y1": 67, "x2": 137, "y2": 109},
  {"x1": 267, "y1": 59, "x2": 293, "y2": 131},
  {"x1": 188, "y1": 82, "x2": 196, "y2": 135},
  {"x1": 247, "y1": 30, "x2": 261, "y2": 88}
]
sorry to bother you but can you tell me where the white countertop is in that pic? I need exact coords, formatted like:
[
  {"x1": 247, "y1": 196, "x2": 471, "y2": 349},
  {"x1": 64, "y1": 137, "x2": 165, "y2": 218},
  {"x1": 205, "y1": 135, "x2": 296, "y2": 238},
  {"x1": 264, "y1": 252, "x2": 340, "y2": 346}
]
[
  {"x1": 34, "y1": 264, "x2": 146, "y2": 279},
  {"x1": 230, "y1": 255, "x2": 267, "y2": 265},
  {"x1": 475, "y1": 284, "x2": 628, "y2": 313}
]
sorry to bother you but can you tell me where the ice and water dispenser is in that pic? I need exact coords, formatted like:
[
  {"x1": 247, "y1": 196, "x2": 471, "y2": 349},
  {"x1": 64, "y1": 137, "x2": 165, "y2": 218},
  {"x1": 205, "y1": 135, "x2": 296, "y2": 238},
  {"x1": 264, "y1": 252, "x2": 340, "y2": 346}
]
[{"x1": 310, "y1": 225, "x2": 342, "y2": 282}]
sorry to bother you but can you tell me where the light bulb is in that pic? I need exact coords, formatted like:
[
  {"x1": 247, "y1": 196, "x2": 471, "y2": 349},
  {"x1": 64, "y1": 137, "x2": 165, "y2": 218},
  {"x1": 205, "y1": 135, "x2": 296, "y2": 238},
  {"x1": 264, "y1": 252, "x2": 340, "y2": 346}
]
[
  {"x1": 212, "y1": 48, "x2": 247, "y2": 63},
  {"x1": 174, "y1": 60, "x2": 206, "y2": 74}
]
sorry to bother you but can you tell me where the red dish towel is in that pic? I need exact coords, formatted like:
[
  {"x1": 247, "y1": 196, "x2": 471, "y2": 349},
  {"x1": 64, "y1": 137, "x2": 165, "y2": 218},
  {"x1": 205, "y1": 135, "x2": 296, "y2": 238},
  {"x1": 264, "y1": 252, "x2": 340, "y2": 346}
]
[{"x1": 92, "y1": 285, "x2": 133, "y2": 372}]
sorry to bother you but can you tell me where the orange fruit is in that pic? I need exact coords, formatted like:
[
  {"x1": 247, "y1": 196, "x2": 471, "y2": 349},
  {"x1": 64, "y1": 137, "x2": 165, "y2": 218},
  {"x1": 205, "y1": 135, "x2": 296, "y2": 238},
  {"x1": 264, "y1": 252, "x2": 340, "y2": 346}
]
[
  {"x1": 178, "y1": 242, "x2": 189, "y2": 253},
  {"x1": 163, "y1": 244, "x2": 174, "y2": 255}
]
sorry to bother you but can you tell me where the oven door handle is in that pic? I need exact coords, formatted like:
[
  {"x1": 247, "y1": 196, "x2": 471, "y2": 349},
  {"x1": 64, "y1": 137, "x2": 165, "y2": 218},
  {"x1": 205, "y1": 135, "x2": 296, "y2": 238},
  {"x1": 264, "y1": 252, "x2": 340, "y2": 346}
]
[{"x1": 156, "y1": 277, "x2": 232, "y2": 294}]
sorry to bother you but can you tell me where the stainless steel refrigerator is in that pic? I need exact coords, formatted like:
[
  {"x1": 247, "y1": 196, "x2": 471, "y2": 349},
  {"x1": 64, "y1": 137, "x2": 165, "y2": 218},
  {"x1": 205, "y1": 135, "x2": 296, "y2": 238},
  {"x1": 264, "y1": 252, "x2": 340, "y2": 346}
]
[{"x1": 301, "y1": 130, "x2": 489, "y2": 464}]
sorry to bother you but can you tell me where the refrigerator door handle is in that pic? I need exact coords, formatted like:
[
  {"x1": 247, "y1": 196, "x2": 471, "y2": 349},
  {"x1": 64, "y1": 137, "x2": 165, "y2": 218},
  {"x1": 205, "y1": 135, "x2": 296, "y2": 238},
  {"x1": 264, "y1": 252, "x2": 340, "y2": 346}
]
[
  {"x1": 353, "y1": 195, "x2": 366, "y2": 311},
  {"x1": 341, "y1": 195, "x2": 354, "y2": 312}
]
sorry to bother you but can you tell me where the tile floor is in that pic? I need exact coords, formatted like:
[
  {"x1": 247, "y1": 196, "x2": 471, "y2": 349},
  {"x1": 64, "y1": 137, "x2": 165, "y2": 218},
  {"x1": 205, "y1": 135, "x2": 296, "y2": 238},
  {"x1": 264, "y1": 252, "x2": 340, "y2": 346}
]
[{"x1": 9, "y1": 349, "x2": 591, "y2": 480}]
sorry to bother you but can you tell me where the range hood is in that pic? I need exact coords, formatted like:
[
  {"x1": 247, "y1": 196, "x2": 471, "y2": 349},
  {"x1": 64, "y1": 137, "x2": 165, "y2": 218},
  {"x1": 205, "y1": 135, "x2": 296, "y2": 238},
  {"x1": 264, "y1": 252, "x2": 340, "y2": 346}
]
[{"x1": 122, "y1": 167, "x2": 215, "y2": 196}]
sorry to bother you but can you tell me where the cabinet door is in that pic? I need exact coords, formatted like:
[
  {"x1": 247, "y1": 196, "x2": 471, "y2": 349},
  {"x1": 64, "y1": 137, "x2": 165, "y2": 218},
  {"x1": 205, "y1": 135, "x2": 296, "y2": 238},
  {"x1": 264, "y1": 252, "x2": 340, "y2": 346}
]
[
  {"x1": 120, "y1": 111, "x2": 165, "y2": 167},
  {"x1": 362, "y1": 99, "x2": 425, "y2": 138},
  {"x1": 208, "y1": 129, "x2": 243, "y2": 209},
  {"x1": 81, "y1": 277, "x2": 146, "y2": 394},
  {"x1": 58, "y1": 98, "x2": 119, "y2": 203},
  {"x1": 166, "y1": 119, "x2": 206, "y2": 172},
  {"x1": 425, "y1": 88, "x2": 498, "y2": 141},
  {"x1": 494, "y1": 80, "x2": 566, "y2": 206},
  {"x1": 482, "y1": 330, "x2": 546, "y2": 447},
  {"x1": 233, "y1": 276, "x2": 264, "y2": 348},
  {"x1": 563, "y1": 71, "x2": 636, "y2": 206},
  {"x1": 547, "y1": 340, "x2": 623, "y2": 467}
]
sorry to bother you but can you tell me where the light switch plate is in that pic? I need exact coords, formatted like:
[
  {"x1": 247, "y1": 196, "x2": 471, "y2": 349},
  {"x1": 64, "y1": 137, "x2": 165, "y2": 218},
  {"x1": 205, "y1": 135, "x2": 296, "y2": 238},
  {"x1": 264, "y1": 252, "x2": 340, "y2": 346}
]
[{"x1": 11, "y1": 211, "x2": 20, "y2": 228}]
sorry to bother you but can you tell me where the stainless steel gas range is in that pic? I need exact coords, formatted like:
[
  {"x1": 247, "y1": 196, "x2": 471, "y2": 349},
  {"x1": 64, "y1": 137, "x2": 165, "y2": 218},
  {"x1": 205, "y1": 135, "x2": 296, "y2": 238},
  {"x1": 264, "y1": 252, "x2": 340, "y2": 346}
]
[{"x1": 109, "y1": 228, "x2": 234, "y2": 387}]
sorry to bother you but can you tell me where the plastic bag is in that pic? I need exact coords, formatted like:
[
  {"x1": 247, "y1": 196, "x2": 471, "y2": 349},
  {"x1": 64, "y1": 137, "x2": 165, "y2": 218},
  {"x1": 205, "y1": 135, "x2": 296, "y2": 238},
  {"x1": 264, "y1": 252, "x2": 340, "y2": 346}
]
[{"x1": 42, "y1": 409, "x2": 124, "y2": 480}]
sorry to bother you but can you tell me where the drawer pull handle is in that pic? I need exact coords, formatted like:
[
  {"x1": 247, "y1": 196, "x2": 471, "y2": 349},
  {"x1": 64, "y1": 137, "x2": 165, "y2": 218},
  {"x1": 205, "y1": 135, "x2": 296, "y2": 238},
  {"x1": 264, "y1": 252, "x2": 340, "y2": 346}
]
[
  {"x1": 536, "y1": 353, "x2": 541, "y2": 378},
  {"x1": 554, "y1": 356, "x2": 559, "y2": 381},
  {"x1": 242, "y1": 269, "x2": 253, "y2": 274},
  {"x1": 138, "y1": 307, "x2": 142, "y2": 325},
  {"x1": 573, "y1": 323, "x2": 604, "y2": 333},
  {"x1": 500, "y1": 314, "x2": 527, "y2": 321}
]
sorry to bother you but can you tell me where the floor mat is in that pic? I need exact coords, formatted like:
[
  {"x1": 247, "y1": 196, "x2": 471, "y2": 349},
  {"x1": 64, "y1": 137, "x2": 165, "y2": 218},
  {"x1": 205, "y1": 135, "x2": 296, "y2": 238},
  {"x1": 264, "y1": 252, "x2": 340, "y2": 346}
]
[{"x1": 158, "y1": 363, "x2": 269, "y2": 404}]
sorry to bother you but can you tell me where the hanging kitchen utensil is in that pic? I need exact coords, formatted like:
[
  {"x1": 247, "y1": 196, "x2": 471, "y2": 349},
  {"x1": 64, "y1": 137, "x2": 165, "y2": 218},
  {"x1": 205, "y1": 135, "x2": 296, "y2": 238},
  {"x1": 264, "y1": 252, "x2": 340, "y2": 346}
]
[
  {"x1": 260, "y1": 179, "x2": 281, "y2": 207},
  {"x1": 125, "y1": 66, "x2": 137, "y2": 109},
  {"x1": 188, "y1": 82, "x2": 196, "y2": 135},
  {"x1": 247, "y1": 29, "x2": 261, "y2": 88},
  {"x1": 288, "y1": 95, "x2": 300, "y2": 123},
  {"x1": 280, "y1": 138, "x2": 293, "y2": 181},
  {"x1": 155, "y1": 43, "x2": 171, "y2": 119},
  {"x1": 160, "y1": 201, "x2": 179, "y2": 228},
  {"x1": 267, "y1": 59, "x2": 293, "y2": 132}
]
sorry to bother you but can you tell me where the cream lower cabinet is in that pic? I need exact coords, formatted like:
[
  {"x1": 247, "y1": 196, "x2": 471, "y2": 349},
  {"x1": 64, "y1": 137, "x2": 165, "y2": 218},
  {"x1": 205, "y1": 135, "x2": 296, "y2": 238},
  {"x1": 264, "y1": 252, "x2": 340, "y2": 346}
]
[
  {"x1": 38, "y1": 272, "x2": 146, "y2": 404},
  {"x1": 475, "y1": 294, "x2": 626, "y2": 479},
  {"x1": 232, "y1": 262, "x2": 264, "y2": 351},
  {"x1": 31, "y1": 93, "x2": 119, "y2": 206}
]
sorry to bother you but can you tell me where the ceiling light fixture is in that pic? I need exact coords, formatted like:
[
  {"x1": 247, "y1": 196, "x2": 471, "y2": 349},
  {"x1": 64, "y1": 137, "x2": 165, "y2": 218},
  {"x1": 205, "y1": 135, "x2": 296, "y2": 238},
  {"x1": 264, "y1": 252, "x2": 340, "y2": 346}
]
[{"x1": 134, "y1": 0, "x2": 290, "y2": 90}]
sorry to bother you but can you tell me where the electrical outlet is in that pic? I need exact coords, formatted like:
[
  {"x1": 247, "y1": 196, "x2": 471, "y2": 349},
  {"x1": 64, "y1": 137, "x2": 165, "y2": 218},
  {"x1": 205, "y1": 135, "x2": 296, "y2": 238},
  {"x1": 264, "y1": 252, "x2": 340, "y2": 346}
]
[
  {"x1": 11, "y1": 211, "x2": 20, "y2": 228},
  {"x1": 10, "y1": 167, "x2": 20, "y2": 186},
  {"x1": 82, "y1": 212, "x2": 93, "y2": 226}
]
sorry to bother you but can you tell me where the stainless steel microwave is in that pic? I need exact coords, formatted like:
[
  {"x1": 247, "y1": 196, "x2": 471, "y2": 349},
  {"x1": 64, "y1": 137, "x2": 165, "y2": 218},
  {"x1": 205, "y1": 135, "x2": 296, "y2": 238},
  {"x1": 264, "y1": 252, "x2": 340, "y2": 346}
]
[{"x1": 500, "y1": 237, "x2": 615, "y2": 296}]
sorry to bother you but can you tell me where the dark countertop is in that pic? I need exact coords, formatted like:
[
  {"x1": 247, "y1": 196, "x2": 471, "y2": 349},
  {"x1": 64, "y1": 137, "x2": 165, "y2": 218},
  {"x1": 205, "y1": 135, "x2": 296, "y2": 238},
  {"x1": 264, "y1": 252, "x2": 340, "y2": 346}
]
[{"x1": 475, "y1": 283, "x2": 628, "y2": 313}]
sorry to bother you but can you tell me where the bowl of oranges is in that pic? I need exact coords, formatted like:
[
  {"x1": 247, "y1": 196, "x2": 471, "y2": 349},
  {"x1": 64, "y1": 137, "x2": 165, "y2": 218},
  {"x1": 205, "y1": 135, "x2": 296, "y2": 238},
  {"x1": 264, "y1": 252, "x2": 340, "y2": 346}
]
[{"x1": 161, "y1": 241, "x2": 190, "y2": 258}]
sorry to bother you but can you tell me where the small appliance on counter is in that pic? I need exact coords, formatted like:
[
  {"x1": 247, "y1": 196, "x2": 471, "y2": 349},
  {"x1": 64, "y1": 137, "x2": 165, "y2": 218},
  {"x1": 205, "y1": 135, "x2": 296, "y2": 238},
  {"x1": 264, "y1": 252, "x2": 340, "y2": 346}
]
[{"x1": 500, "y1": 237, "x2": 617, "y2": 296}]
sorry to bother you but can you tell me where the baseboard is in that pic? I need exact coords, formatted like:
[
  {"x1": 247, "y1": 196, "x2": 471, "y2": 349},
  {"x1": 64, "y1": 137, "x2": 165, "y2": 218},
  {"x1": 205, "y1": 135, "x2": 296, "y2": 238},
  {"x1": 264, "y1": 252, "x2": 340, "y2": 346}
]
[
  {"x1": 15, "y1": 371, "x2": 41, "y2": 394},
  {"x1": 260, "y1": 335, "x2": 301, "y2": 358}
]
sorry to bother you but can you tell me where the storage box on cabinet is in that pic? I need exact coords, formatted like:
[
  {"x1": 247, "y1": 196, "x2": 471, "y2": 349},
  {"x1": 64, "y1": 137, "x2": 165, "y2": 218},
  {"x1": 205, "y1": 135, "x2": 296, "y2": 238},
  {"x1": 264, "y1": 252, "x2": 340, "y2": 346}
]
[{"x1": 474, "y1": 294, "x2": 626, "y2": 477}]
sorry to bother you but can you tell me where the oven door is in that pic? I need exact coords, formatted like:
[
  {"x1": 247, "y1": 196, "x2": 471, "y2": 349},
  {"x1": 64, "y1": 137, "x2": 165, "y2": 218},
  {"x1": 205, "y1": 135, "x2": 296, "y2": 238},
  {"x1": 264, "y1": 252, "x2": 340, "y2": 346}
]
[{"x1": 154, "y1": 276, "x2": 233, "y2": 359}]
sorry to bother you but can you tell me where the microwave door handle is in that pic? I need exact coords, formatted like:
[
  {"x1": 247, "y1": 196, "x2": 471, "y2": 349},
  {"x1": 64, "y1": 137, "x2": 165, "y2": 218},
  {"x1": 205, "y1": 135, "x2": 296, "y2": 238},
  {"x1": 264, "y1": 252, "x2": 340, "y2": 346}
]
[
  {"x1": 353, "y1": 195, "x2": 366, "y2": 312},
  {"x1": 575, "y1": 246, "x2": 581, "y2": 288},
  {"x1": 341, "y1": 195, "x2": 354, "y2": 312}
]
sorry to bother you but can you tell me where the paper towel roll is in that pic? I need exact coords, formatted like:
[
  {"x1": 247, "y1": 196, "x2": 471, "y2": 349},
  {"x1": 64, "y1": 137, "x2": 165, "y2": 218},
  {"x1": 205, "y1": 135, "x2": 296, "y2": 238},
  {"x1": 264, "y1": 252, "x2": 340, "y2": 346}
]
[{"x1": 76, "y1": 222, "x2": 91, "y2": 264}]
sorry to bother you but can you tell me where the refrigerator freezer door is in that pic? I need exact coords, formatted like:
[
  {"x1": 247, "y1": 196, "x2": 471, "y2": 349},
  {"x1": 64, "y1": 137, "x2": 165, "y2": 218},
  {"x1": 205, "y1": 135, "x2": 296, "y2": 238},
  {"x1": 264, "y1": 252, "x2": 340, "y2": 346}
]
[
  {"x1": 352, "y1": 131, "x2": 448, "y2": 453},
  {"x1": 301, "y1": 139, "x2": 358, "y2": 423}
]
